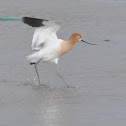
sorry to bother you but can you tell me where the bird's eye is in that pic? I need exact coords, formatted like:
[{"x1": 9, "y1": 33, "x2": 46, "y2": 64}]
[{"x1": 77, "y1": 36, "x2": 80, "y2": 39}]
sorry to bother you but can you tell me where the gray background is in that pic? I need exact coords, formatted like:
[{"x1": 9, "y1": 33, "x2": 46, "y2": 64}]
[{"x1": 0, "y1": 0, "x2": 126, "y2": 126}]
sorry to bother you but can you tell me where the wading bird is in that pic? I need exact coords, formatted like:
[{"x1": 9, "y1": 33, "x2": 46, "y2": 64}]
[{"x1": 0, "y1": 17, "x2": 97, "y2": 87}]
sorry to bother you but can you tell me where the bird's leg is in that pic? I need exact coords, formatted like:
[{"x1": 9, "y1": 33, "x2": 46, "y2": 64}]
[
  {"x1": 34, "y1": 64, "x2": 41, "y2": 84},
  {"x1": 56, "y1": 62, "x2": 70, "y2": 88}
]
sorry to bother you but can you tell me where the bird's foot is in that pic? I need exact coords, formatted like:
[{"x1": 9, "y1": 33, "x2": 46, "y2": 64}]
[
  {"x1": 39, "y1": 84, "x2": 49, "y2": 88},
  {"x1": 67, "y1": 85, "x2": 75, "y2": 88}
]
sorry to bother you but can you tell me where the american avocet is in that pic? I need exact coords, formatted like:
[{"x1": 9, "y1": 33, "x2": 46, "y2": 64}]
[{"x1": 0, "y1": 17, "x2": 97, "y2": 87}]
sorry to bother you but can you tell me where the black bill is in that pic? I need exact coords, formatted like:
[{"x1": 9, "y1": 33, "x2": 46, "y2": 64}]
[{"x1": 81, "y1": 40, "x2": 97, "y2": 45}]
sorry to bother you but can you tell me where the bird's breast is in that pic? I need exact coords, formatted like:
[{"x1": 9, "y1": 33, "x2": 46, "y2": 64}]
[{"x1": 57, "y1": 41, "x2": 73, "y2": 56}]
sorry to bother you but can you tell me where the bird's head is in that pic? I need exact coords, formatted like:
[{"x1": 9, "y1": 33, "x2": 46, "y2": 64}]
[
  {"x1": 69, "y1": 33, "x2": 82, "y2": 43},
  {"x1": 69, "y1": 32, "x2": 97, "y2": 45}
]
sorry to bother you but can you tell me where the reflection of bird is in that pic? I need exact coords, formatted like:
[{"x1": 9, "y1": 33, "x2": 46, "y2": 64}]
[{"x1": 0, "y1": 17, "x2": 97, "y2": 87}]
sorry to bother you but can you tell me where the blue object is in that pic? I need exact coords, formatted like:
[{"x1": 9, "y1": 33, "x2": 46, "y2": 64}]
[{"x1": 0, "y1": 17, "x2": 21, "y2": 21}]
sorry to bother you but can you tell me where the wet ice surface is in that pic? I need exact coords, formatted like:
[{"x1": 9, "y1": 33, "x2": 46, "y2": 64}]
[{"x1": 0, "y1": 0, "x2": 126, "y2": 126}]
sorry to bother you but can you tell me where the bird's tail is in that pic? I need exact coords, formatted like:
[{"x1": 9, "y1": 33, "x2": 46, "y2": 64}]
[
  {"x1": 27, "y1": 53, "x2": 40, "y2": 65},
  {"x1": 0, "y1": 17, "x2": 21, "y2": 21},
  {"x1": 27, "y1": 54, "x2": 35, "y2": 65}
]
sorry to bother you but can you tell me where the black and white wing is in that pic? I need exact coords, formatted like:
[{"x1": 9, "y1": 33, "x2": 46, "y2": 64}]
[{"x1": 22, "y1": 17, "x2": 61, "y2": 50}]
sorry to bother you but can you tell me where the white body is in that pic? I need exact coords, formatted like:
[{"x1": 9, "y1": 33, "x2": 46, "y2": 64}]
[{"x1": 27, "y1": 22, "x2": 63, "y2": 64}]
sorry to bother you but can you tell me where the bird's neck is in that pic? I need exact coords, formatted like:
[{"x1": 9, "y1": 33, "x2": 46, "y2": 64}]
[
  {"x1": 57, "y1": 41, "x2": 74, "y2": 56},
  {"x1": 68, "y1": 37, "x2": 77, "y2": 44}
]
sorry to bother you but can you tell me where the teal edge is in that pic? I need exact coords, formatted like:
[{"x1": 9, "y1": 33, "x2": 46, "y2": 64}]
[{"x1": 0, "y1": 17, "x2": 21, "y2": 21}]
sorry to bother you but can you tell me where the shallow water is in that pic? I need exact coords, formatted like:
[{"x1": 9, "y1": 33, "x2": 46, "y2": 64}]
[{"x1": 0, "y1": 0, "x2": 126, "y2": 126}]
